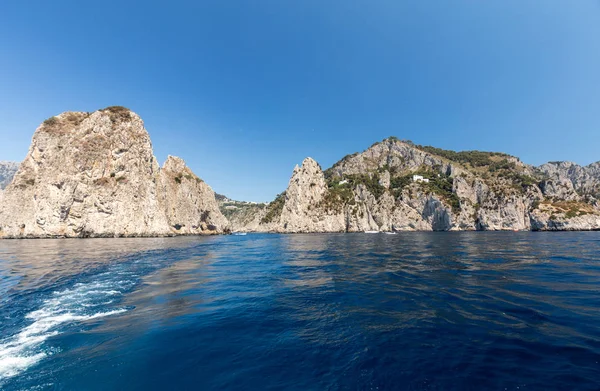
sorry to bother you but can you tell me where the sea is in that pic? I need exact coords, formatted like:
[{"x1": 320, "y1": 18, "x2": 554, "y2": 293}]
[{"x1": 0, "y1": 232, "x2": 599, "y2": 390}]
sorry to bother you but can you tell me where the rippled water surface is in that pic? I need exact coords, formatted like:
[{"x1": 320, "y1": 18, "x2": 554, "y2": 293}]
[{"x1": 1, "y1": 233, "x2": 600, "y2": 390}]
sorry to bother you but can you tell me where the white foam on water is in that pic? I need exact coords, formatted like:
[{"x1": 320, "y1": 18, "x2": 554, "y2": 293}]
[
  {"x1": 82, "y1": 300, "x2": 114, "y2": 307},
  {"x1": 0, "y1": 352, "x2": 47, "y2": 379},
  {"x1": 0, "y1": 278, "x2": 129, "y2": 381}
]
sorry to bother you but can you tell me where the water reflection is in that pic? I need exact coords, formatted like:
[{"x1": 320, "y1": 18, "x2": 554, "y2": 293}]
[
  {"x1": 269, "y1": 232, "x2": 600, "y2": 353},
  {"x1": 1, "y1": 232, "x2": 600, "y2": 390},
  {"x1": 0, "y1": 237, "x2": 211, "y2": 298}
]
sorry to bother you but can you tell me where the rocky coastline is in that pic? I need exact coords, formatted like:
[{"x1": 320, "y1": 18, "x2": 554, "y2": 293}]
[
  {"x1": 226, "y1": 139, "x2": 600, "y2": 233},
  {"x1": 1, "y1": 109, "x2": 599, "y2": 238}
]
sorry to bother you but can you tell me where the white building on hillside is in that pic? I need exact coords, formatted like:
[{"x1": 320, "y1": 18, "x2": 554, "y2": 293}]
[{"x1": 412, "y1": 175, "x2": 429, "y2": 183}]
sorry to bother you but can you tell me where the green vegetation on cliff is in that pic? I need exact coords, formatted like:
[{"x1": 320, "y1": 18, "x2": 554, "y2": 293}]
[
  {"x1": 388, "y1": 169, "x2": 461, "y2": 213},
  {"x1": 345, "y1": 173, "x2": 385, "y2": 199},
  {"x1": 232, "y1": 135, "x2": 599, "y2": 232},
  {"x1": 319, "y1": 182, "x2": 355, "y2": 213},
  {"x1": 101, "y1": 106, "x2": 132, "y2": 123},
  {"x1": 541, "y1": 200, "x2": 594, "y2": 220},
  {"x1": 261, "y1": 192, "x2": 286, "y2": 224},
  {"x1": 415, "y1": 145, "x2": 511, "y2": 167},
  {"x1": 425, "y1": 176, "x2": 461, "y2": 213}
]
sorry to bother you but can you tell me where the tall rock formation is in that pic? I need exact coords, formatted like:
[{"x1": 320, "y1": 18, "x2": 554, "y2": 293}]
[
  {"x1": 276, "y1": 158, "x2": 346, "y2": 232},
  {"x1": 254, "y1": 138, "x2": 600, "y2": 232},
  {"x1": 158, "y1": 155, "x2": 228, "y2": 234},
  {"x1": 0, "y1": 107, "x2": 227, "y2": 238}
]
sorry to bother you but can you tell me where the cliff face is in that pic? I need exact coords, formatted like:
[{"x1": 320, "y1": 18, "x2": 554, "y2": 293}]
[
  {"x1": 275, "y1": 158, "x2": 346, "y2": 232},
  {"x1": 0, "y1": 161, "x2": 19, "y2": 190},
  {"x1": 538, "y1": 161, "x2": 600, "y2": 199},
  {"x1": 216, "y1": 194, "x2": 267, "y2": 232},
  {"x1": 3, "y1": 112, "x2": 599, "y2": 236},
  {"x1": 255, "y1": 138, "x2": 600, "y2": 232},
  {"x1": 0, "y1": 107, "x2": 228, "y2": 238},
  {"x1": 159, "y1": 156, "x2": 227, "y2": 234}
]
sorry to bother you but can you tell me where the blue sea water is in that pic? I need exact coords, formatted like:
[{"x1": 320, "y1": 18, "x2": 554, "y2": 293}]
[{"x1": 0, "y1": 232, "x2": 599, "y2": 390}]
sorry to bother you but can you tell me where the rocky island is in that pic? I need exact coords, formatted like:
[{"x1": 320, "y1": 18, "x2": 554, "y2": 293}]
[
  {"x1": 0, "y1": 107, "x2": 227, "y2": 238},
  {"x1": 1, "y1": 109, "x2": 599, "y2": 238}
]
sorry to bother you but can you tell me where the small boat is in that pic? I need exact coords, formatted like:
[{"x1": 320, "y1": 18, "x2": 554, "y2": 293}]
[
  {"x1": 232, "y1": 232, "x2": 247, "y2": 236},
  {"x1": 384, "y1": 232, "x2": 397, "y2": 235},
  {"x1": 364, "y1": 230, "x2": 379, "y2": 234}
]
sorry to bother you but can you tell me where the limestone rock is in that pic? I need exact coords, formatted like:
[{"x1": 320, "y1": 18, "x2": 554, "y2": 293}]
[
  {"x1": 276, "y1": 158, "x2": 346, "y2": 232},
  {"x1": 539, "y1": 178, "x2": 579, "y2": 201},
  {"x1": 539, "y1": 161, "x2": 600, "y2": 198},
  {"x1": 378, "y1": 170, "x2": 390, "y2": 189},
  {"x1": 247, "y1": 138, "x2": 600, "y2": 233},
  {"x1": 216, "y1": 195, "x2": 268, "y2": 233},
  {"x1": 159, "y1": 156, "x2": 228, "y2": 234},
  {"x1": 0, "y1": 107, "x2": 227, "y2": 238},
  {"x1": 530, "y1": 210, "x2": 600, "y2": 231}
]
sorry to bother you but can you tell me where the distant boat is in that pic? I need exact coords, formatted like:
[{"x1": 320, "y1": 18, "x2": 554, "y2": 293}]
[
  {"x1": 233, "y1": 232, "x2": 247, "y2": 236},
  {"x1": 364, "y1": 230, "x2": 379, "y2": 234},
  {"x1": 384, "y1": 232, "x2": 397, "y2": 235}
]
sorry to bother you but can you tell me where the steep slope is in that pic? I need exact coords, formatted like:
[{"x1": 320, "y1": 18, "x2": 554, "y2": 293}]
[
  {"x1": 538, "y1": 161, "x2": 600, "y2": 199},
  {"x1": 254, "y1": 138, "x2": 600, "y2": 232},
  {"x1": 274, "y1": 157, "x2": 347, "y2": 232},
  {"x1": 159, "y1": 156, "x2": 227, "y2": 234},
  {"x1": 0, "y1": 161, "x2": 19, "y2": 190},
  {"x1": 216, "y1": 194, "x2": 267, "y2": 232},
  {"x1": 0, "y1": 107, "x2": 228, "y2": 238}
]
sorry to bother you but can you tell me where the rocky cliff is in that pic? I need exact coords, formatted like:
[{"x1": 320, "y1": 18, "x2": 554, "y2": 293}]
[
  {"x1": 538, "y1": 161, "x2": 600, "y2": 199},
  {"x1": 253, "y1": 138, "x2": 600, "y2": 232},
  {"x1": 159, "y1": 156, "x2": 228, "y2": 234},
  {"x1": 216, "y1": 194, "x2": 267, "y2": 232},
  {"x1": 0, "y1": 161, "x2": 19, "y2": 190},
  {"x1": 3, "y1": 112, "x2": 598, "y2": 236},
  {"x1": 0, "y1": 107, "x2": 228, "y2": 238}
]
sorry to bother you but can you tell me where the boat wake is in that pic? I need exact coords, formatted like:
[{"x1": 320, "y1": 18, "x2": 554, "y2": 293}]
[{"x1": 0, "y1": 276, "x2": 131, "y2": 381}]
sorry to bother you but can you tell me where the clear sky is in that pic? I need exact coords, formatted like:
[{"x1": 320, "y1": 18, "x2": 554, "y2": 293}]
[{"x1": 1, "y1": 1, "x2": 599, "y2": 202}]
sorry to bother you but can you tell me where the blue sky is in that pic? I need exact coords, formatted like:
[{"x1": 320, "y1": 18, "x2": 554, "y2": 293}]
[{"x1": 1, "y1": 1, "x2": 599, "y2": 202}]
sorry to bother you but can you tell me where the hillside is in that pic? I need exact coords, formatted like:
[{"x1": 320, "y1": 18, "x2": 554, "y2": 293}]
[
  {"x1": 3, "y1": 123, "x2": 599, "y2": 235},
  {"x1": 215, "y1": 194, "x2": 268, "y2": 232},
  {"x1": 251, "y1": 137, "x2": 600, "y2": 232}
]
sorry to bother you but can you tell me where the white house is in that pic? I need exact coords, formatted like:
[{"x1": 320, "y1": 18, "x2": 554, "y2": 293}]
[{"x1": 412, "y1": 175, "x2": 429, "y2": 183}]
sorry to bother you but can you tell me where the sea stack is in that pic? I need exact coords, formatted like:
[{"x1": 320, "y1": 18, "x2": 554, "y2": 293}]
[
  {"x1": 0, "y1": 107, "x2": 228, "y2": 238},
  {"x1": 158, "y1": 155, "x2": 228, "y2": 234}
]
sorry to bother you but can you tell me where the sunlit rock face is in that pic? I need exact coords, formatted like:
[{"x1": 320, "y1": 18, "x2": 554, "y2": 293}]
[
  {"x1": 158, "y1": 155, "x2": 228, "y2": 235},
  {"x1": 0, "y1": 107, "x2": 227, "y2": 238},
  {"x1": 252, "y1": 138, "x2": 600, "y2": 232}
]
